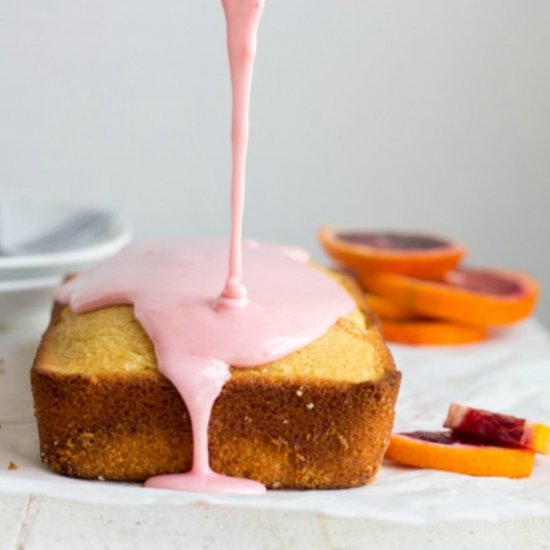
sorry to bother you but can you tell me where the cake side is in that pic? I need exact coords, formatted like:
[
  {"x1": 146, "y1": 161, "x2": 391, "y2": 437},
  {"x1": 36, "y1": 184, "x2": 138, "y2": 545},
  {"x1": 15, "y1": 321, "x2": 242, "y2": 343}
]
[
  {"x1": 32, "y1": 366, "x2": 399, "y2": 488},
  {"x1": 32, "y1": 298, "x2": 400, "y2": 489}
]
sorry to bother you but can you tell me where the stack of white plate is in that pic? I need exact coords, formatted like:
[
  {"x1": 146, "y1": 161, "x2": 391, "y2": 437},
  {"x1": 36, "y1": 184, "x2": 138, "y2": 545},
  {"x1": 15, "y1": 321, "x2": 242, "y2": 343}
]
[{"x1": 0, "y1": 194, "x2": 132, "y2": 330}]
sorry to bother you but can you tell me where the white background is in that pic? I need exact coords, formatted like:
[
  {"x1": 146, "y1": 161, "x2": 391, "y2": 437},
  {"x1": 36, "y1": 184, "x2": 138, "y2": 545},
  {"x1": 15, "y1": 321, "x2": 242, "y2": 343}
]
[{"x1": 1, "y1": 0, "x2": 549, "y2": 324}]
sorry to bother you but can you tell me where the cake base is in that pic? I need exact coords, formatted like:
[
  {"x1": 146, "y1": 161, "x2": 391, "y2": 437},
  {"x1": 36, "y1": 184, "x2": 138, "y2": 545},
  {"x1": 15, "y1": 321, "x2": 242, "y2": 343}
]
[{"x1": 32, "y1": 367, "x2": 400, "y2": 489}]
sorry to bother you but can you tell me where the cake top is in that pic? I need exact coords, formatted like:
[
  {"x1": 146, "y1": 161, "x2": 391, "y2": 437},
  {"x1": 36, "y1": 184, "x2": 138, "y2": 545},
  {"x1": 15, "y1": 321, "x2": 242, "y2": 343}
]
[
  {"x1": 54, "y1": 239, "x2": 355, "y2": 369},
  {"x1": 44, "y1": 298, "x2": 388, "y2": 384}
]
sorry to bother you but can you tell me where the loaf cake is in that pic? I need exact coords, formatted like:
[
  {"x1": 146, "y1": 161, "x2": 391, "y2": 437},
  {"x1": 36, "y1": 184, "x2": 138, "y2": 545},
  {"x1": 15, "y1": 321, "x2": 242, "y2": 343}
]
[{"x1": 31, "y1": 272, "x2": 400, "y2": 490}]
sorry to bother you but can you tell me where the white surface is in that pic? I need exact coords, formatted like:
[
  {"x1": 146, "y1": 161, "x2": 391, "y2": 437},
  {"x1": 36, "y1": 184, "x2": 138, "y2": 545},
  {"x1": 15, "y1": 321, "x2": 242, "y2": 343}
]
[
  {"x1": 1, "y1": 0, "x2": 549, "y2": 325},
  {"x1": 3, "y1": 495, "x2": 550, "y2": 550},
  {"x1": 0, "y1": 194, "x2": 132, "y2": 279},
  {"x1": 1, "y1": 321, "x2": 550, "y2": 530}
]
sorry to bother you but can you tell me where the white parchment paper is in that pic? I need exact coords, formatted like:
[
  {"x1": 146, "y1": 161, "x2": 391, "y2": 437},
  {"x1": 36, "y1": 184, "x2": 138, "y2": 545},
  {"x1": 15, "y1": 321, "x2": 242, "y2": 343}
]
[{"x1": 1, "y1": 321, "x2": 549, "y2": 524}]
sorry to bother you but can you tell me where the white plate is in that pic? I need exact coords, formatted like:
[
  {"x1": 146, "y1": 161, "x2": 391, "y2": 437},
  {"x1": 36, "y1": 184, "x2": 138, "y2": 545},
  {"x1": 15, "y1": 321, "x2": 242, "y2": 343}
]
[
  {"x1": 0, "y1": 275, "x2": 61, "y2": 330},
  {"x1": 0, "y1": 194, "x2": 132, "y2": 280}
]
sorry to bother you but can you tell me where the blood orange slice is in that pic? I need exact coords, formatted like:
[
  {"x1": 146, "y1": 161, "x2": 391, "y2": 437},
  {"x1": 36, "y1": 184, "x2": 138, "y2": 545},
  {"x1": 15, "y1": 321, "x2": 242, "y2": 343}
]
[
  {"x1": 445, "y1": 403, "x2": 550, "y2": 455},
  {"x1": 318, "y1": 228, "x2": 465, "y2": 279},
  {"x1": 359, "y1": 268, "x2": 539, "y2": 326},
  {"x1": 385, "y1": 431, "x2": 535, "y2": 478},
  {"x1": 381, "y1": 319, "x2": 487, "y2": 345}
]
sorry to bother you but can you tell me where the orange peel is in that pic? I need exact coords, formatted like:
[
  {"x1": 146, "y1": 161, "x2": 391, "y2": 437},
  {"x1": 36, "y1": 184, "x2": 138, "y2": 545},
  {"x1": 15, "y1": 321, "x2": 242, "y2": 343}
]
[
  {"x1": 364, "y1": 294, "x2": 419, "y2": 321},
  {"x1": 380, "y1": 319, "x2": 487, "y2": 345},
  {"x1": 385, "y1": 432, "x2": 535, "y2": 478}
]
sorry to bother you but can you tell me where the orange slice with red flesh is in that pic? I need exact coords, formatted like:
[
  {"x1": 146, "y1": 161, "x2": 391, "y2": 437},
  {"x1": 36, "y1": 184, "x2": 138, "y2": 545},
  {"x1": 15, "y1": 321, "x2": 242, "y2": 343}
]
[
  {"x1": 381, "y1": 319, "x2": 487, "y2": 345},
  {"x1": 318, "y1": 228, "x2": 466, "y2": 279},
  {"x1": 445, "y1": 403, "x2": 550, "y2": 455},
  {"x1": 359, "y1": 268, "x2": 539, "y2": 327},
  {"x1": 385, "y1": 431, "x2": 535, "y2": 478}
]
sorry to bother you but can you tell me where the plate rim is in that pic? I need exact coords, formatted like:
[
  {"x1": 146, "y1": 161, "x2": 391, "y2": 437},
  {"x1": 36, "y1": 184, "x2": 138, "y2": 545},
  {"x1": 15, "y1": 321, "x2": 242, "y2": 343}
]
[
  {"x1": 0, "y1": 192, "x2": 132, "y2": 272},
  {"x1": 0, "y1": 274, "x2": 62, "y2": 293}
]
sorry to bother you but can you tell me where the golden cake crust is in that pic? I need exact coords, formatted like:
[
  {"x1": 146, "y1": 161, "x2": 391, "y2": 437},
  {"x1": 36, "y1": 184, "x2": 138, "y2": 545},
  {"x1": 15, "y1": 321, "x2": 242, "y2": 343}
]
[{"x1": 32, "y1": 298, "x2": 400, "y2": 489}]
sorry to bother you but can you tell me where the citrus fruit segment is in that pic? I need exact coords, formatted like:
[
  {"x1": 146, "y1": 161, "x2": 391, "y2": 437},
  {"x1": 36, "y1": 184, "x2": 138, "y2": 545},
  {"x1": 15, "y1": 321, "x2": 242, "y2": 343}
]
[
  {"x1": 385, "y1": 432, "x2": 535, "y2": 478},
  {"x1": 365, "y1": 294, "x2": 419, "y2": 321},
  {"x1": 444, "y1": 403, "x2": 550, "y2": 455},
  {"x1": 380, "y1": 319, "x2": 487, "y2": 345},
  {"x1": 359, "y1": 268, "x2": 539, "y2": 327},
  {"x1": 318, "y1": 228, "x2": 466, "y2": 279}
]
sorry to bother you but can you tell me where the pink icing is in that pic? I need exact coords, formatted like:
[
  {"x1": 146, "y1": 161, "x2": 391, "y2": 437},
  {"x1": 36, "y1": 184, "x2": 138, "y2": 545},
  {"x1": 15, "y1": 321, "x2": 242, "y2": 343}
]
[
  {"x1": 53, "y1": 0, "x2": 355, "y2": 494},
  {"x1": 55, "y1": 240, "x2": 354, "y2": 493}
]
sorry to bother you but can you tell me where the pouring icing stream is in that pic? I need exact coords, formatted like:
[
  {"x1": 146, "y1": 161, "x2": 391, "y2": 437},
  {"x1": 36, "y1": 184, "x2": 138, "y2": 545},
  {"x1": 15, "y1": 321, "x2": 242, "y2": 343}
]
[{"x1": 218, "y1": 0, "x2": 264, "y2": 310}]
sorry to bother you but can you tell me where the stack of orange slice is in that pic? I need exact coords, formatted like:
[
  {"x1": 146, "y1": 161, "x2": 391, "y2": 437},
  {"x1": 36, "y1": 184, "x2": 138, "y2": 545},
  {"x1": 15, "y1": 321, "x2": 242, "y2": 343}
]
[{"x1": 318, "y1": 228, "x2": 539, "y2": 345}]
